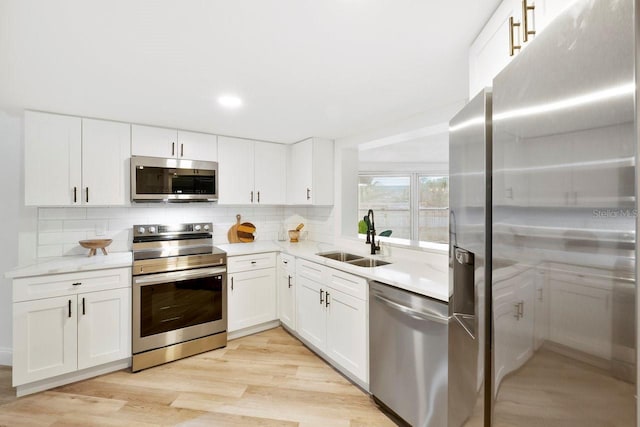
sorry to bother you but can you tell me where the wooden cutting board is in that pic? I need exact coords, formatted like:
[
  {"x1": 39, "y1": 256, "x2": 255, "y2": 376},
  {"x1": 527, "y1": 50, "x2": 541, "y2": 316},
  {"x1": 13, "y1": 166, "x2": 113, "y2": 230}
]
[
  {"x1": 237, "y1": 222, "x2": 256, "y2": 242},
  {"x1": 227, "y1": 214, "x2": 241, "y2": 243}
]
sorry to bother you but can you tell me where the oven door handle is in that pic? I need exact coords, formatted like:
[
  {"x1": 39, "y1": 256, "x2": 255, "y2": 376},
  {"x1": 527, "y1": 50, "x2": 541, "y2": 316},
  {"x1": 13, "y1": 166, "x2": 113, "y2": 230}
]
[{"x1": 133, "y1": 267, "x2": 227, "y2": 286}]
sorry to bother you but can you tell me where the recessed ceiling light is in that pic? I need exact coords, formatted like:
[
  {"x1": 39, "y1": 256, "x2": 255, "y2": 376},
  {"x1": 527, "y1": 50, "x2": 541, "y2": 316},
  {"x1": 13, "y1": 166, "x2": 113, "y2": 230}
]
[{"x1": 218, "y1": 95, "x2": 243, "y2": 108}]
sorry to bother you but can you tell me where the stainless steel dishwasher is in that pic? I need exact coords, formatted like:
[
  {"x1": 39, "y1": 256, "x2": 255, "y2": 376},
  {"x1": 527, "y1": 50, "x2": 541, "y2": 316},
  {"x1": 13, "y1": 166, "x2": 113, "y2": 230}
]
[{"x1": 369, "y1": 281, "x2": 448, "y2": 427}]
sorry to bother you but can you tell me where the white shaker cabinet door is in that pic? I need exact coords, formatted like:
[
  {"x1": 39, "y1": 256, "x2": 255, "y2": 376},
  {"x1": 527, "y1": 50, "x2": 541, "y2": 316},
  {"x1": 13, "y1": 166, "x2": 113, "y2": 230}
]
[
  {"x1": 296, "y1": 276, "x2": 326, "y2": 350},
  {"x1": 131, "y1": 124, "x2": 178, "y2": 158},
  {"x1": 24, "y1": 111, "x2": 82, "y2": 206},
  {"x1": 228, "y1": 269, "x2": 277, "y2": 332},
  {"x1": 325, "y1": 287, "x2": 368, "y2": 383},
  {"x1": 82, "y1": 119, "x2": 131, "y2": 206},
  {"x1": 217, "y1": 136, "x2": 255, "y2": 204},
  {"x1": 468, "y1": 0, "x2": 522, "y2": 98},
  {"x1": 13, "y1": 296, "x2": 78, "y2": 386},
  {"x1": 177, "y1": 130, "x2": 217, "y2": 162},
  {"x1": 288, "y1": 139, "x2": 313, "y2": 204},
  {"x1": 77, "y1": 288, "x2": 131, "y2": 370},
  {"x1": 254, "y1": 141, "x2": 286, "y2": 204},
  {"x1": 278, "y1": 255, "x2": 296, "y2": 330}
]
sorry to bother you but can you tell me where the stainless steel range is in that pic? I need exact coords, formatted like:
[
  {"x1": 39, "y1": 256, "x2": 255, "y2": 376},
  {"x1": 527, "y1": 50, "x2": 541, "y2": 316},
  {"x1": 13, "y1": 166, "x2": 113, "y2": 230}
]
[{"x1": 131, "y1": 222, "x2": 227, "y2": 372}]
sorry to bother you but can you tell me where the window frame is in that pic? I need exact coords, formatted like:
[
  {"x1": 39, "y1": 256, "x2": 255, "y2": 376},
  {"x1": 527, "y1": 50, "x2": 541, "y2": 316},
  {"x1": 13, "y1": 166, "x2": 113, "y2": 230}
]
[{"x1": 358, "y1": 172, "x2": 448, "y2": 244}]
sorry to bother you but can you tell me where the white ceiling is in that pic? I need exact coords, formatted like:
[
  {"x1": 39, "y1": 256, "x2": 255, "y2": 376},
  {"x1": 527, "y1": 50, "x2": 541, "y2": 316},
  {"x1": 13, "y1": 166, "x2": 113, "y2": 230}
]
[{"x1": 0, "y1": 0, "x2": 500, "y2": 143}]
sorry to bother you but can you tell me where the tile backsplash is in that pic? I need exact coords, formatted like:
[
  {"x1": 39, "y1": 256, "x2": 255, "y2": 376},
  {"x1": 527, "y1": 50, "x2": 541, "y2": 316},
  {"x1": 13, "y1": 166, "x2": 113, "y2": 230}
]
[{"x1": 37, "y1": 204, "x2": 335, "y2": 258}]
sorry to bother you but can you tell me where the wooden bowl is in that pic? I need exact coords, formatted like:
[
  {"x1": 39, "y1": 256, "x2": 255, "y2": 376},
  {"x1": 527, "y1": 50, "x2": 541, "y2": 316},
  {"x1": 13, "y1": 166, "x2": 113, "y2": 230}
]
[
  {"x1": 79, "y1": 239, "x2": 113, "y2": 257},
  {"x1": 288, "y1": 230, "x2": 300, "y2": 243}
]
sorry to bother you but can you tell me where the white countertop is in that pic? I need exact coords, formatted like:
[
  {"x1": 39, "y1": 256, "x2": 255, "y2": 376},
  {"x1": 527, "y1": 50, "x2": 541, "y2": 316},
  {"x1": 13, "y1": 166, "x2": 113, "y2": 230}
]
[
  {"x1": 219, "y1": 240, "x2": 449, "y2": 302},
  {"x1": 6, "y1": 241, "x2": 449, "y2": 302},
  {"x1": 5, "y1": 252, "x2": 133, "y2": 279}
]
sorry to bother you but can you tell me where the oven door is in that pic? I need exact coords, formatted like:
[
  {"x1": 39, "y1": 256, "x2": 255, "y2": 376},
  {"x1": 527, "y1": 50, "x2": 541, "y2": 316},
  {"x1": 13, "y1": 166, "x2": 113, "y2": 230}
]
[{"x1": 132, "y1": 266, "x2": 227, "y2": 354}]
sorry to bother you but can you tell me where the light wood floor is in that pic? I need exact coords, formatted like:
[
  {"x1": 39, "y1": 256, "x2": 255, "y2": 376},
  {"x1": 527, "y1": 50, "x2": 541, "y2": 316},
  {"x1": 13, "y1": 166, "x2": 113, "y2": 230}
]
[{"x1": 0, "y1": 327, "x2": 395, "y2": 427}]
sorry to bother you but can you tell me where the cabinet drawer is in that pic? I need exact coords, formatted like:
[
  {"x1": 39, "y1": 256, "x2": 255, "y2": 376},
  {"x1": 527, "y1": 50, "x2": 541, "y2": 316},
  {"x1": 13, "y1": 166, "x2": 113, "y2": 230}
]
[
  {"x1": 327, "y1": 268, "x2": 367, "y2": 300},
  {"x1": 280, "y1": 253, "x2": 296, "y2": 273},
  {"x1": 13, "y1": 268, "x2": 131, "y2": 303},
  {"x1": 227, "y1": 252, "x2": 276, "y2": 273},
  {"x1": 297, "y1": 259, "x2": 325, "y2": 283}
]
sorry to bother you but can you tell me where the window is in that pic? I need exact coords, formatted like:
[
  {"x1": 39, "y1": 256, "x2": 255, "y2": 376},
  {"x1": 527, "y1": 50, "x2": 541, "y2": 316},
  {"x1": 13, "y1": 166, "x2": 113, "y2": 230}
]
[{"x1": 358, "y1": 174, "x2": 449, "y2": 244}]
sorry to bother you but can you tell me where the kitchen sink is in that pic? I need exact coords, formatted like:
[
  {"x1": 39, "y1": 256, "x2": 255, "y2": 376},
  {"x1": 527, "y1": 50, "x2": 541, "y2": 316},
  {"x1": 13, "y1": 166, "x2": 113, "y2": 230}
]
[
  {"x1": 347, "y1": 258, "x2": 392, "y2": 268},
  {"x1": 316, "y1": 251, "x2": 364, "y2": 262}
]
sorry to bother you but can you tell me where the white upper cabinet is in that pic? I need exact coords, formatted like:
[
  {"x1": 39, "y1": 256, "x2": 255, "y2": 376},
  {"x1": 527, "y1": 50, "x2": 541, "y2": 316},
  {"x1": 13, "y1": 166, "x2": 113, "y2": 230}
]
[
  {"x1": 25, "y1": 111, "x2": 82, "y2": 206},
  {"x1": 254, "y1": 142, "x2": 286, "y2": 204},
  {"x1": 469, "y1": 0, "x2": 579, "y2": 98},
  {"x1": 131, "y1": 125, "x2": 217, "y2": 162},
  {"x1": 131, "y1": 124, "x2": 177, "y2": 158},
  {"x1": 82, "y1": 118, "x2": 130, "y2": 206},
  {"x1": 25, "y1": 112, "x2": 129, "y2": 206},
  {"x1": 469, "y1": 0, "x2": 522, "y2": 98},
  {"x1": 288, "y1": 138, "x2": 334, "y2": 205},
  {"x1": 218, "y1": 136, "x2": 286, "y2": 205},
  {"x1": 177, "y1": 130, "x2": 217, "y2": 162}
]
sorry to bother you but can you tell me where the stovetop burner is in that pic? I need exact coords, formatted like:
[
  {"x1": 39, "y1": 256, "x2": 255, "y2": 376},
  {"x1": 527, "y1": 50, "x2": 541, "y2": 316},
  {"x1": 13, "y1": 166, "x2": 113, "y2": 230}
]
[{"x1": 132, "y1": 222, "x2": 226, "y2": 275}]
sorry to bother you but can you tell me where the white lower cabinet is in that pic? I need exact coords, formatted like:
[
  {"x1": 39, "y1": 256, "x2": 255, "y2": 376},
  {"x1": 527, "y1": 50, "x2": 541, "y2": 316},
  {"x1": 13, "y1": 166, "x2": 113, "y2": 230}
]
[
  {"x1": 295, "y1": 258, "x2": 368, "y2": 383},
  {"x1": 278, "y1": 253, "x2": 296, "y2": 330},
  {"x1": 227, "y1": 253, "x2": 277, "y2": 334},
  {"x1": 77, "y1": 288, "x2": 131, "y2": 370},
  {"x1": 13, "y1": 296, "x2": 78, "y2": 385},
  {"x1": 296, "y1": 275, "x2": 327, "y2": 349},
  {"x1": 12, "y1": 268, "x2": 131, "y2": 391},
  {"x1": 325, "y1": 288, "x2": 367, "y2": 382}
]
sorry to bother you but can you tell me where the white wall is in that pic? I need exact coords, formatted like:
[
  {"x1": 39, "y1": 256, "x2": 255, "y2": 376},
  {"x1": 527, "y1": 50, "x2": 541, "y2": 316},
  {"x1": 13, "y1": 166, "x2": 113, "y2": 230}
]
[{"x1": 0, "y1": 111, "x2": 22, "y2": 365}]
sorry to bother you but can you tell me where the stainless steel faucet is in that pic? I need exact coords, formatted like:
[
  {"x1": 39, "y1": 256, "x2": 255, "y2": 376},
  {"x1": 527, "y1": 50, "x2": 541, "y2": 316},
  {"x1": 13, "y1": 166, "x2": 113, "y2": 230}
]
[{"x1": 367, "y1": 209, "x2": 380, "y2": 255}]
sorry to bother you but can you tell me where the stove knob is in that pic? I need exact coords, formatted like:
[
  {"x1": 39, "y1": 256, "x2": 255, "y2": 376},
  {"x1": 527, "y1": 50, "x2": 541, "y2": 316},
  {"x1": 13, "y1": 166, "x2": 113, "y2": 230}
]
[
  {"x1": 204, "y1": 224, "x2": 210, "y2": 231},
  {"x1": 194, "y1": 224, "x2": 202, "y2": 231},
  {"x1": 138, "y1": 227, "x2": 145, "y2": 234},
  {"x1": 148, "y1": 226, "x2": 156, "y2": 234}
]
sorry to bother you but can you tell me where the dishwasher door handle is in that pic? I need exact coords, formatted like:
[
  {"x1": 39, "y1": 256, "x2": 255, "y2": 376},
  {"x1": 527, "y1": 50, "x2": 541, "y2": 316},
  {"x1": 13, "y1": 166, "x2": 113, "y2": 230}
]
[{"x1": 373, "y1": 294, "x2": 448, "y2": 324}]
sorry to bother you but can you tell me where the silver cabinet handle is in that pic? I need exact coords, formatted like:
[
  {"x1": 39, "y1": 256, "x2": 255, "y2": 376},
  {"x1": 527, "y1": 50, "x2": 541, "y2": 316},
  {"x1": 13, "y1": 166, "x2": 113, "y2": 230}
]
[
  {"x1": 73, "y1": 187, "x2": 77, "y2": 203},
  {"x1": 68, "y1": 299, "x2": 72, "y2": 318},
  {"x1": 306, "y1": 188, "x2": 311, "y2": 200},
  {"x1": 250, "y1": 191, "x2": 254, "y2": 203},
  {"x1": 72, "y1": 282, "x2": 82, "y2": 286},
  {"x1": 172, "y1": 142, "x2": 175, "y2": 156},
  {"x1": 325, "y1": 291, "x2": 330, "y2": 307},
  {"x1": 320, "y1": 289, "x2": 324, "y2": 304},
  {"x1": 181, "y1": 143, "x2": 184, "y2": 157},
  {"x1": 257, "y1": 191, "x2": 260, "y2": 203},
  {"x1": 85, "y1": 187, "x2": 89, "y2": 203},
  {"x1": 373, "y1": 294, "x2": 448, "y2": 324},
  {"x1": 82, "y1": 297, "x2": 86, "y2": 315},
  {"x1": 288, "y1": 275, "x2": 292, "y2": 288},
  {"x1": 231, "y1": 276, "x2": 234, "y2": 291}
]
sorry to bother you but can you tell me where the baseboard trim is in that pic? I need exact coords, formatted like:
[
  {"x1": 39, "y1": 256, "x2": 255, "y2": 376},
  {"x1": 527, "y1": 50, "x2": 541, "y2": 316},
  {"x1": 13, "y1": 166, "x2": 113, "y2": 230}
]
[
  {"x1": 16, "y1": 358, "x2": 130, "y2": 397},
  {"x1": 228, "y1": 320, "x2": 281, "y2": 341},
  {"x1": 0, "y1": 348, "x2": 12, "y2": 367}
]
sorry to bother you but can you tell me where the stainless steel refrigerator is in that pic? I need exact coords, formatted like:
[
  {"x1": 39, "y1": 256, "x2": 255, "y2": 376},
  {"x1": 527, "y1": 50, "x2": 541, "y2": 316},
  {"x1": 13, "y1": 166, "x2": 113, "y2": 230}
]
[{"x1": 448, "y1": 0, "x2": 637, "y2": 425}]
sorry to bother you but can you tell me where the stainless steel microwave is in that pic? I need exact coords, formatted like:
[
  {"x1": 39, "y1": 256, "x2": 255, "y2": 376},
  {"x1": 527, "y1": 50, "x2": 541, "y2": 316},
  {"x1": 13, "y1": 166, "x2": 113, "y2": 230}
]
[{"x1": 131, "y1": 156, "x2": 218, "y2": 202}]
